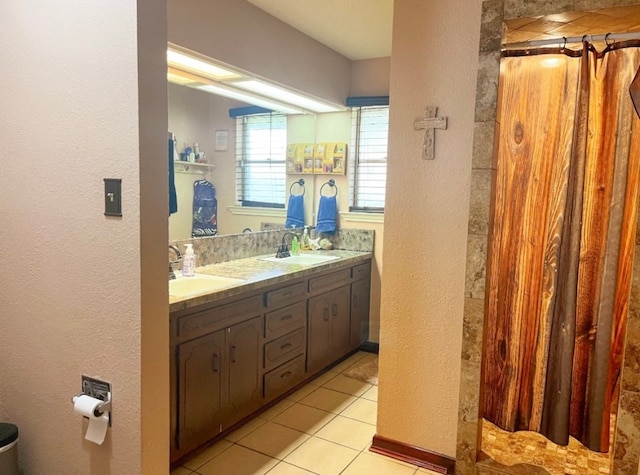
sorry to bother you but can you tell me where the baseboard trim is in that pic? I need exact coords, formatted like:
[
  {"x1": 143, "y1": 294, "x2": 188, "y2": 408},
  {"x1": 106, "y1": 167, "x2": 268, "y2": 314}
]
[
  {"x1": 370, "y1": 434, "x2": 455, "y2": 474},
  {"x1": 359, "y1": 341, "x2": 379, "y2": 353}
]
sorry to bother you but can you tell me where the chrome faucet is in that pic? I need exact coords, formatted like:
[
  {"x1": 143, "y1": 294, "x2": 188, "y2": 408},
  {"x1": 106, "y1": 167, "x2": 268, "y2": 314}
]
[{"x1": 168, "y1": 245, "x2": 182, "y2": 280}]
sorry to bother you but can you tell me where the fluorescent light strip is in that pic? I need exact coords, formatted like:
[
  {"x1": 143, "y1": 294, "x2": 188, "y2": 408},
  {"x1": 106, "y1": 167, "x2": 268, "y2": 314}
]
[
  {"x1": 195, "y1": 85, "x2": 305, "y2": 115},
  {"x1": 233, "y1": 80, "x2": 344, "y2": 113},
  {"x1": 167, "y1": 49, "x2": 240, "y2": 80}
]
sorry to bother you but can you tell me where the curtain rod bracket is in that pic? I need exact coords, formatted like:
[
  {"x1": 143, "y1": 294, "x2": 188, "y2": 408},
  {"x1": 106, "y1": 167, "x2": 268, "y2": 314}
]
[{"x1": 414, "y1": 106, "x2": 448, "y2": 160}]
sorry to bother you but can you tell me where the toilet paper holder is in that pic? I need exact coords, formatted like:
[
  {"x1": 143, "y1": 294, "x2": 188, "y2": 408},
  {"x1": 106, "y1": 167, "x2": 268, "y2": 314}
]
[
  {"x1": 71, "y1": 375, "x2": 112, "y2": 425},
  {"x1": 71, "y1": 392, "x2": 111, "y2": 418}
]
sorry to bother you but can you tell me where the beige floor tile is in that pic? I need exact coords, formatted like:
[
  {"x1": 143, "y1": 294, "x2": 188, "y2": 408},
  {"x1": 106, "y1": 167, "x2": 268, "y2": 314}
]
[
  {"x1": 368, "y1": 450, "x2": 420, "y2": 470},
  {"x1": 323, "y1": 374, "x2": 372, "y2": 396},
  {"x1": 285, "y1": 384, "x2": 318, "y2": 402},
  {"x1": 314, "y1": 415, "x2": 376, "y2": 450},
  {"x1": 225, "y1": 416, "x2": 267, "y2": 442},
  {"x1": 266, "y1": 461, "x2": 318, "y2": 474},
  {"x1": 171, "y1": 467, "x2": 193, "y2": 475},
  {"x1": 259, "y1": 398, "x2": 297, "y2": 421},
  {"x1": 237, "y1": 421, "x2": 311, "y2": 459},
  {"x1": 340, "y1": 398, "x2": 377, "y2": 425},
  {"x1": 358, "y1": 352, "x2": 378, "y2": 363},
  {"x1": 331, "y1": 355, "x2": 365, "y2": 373},
  {"x1": 284, "y1": 437, "x2": 359, "y2": 475},
  {"x1": 197, "y1": 444, "x2": 278, "y2": 475},
  {"x1": 182, "y1": 439, "x2": 233, "y2": 471},
  {"x1": 298, "y1": 387, "x2": 357, "y2": 414},
  {"x1": 361, "y1": 385, "x2": 378, "y2": 402},
  {"x1": 416, "y1": 468, "x2": 444, "y2": 474},
  {"x1": 341, "y1": 452, "x2": 417, "y2": 475},
  {"x1": 272, "y1": 403, "x2": 336, "y2": 434},
  {"x1": 308, "y1": 370, "x2": 339, "y2": 387}
]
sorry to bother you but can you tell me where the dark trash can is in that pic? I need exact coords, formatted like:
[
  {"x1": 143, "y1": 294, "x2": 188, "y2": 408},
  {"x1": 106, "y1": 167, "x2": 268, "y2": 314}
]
[{"x1": 0, "y1": 423, "x2": 19, "y2": 475}]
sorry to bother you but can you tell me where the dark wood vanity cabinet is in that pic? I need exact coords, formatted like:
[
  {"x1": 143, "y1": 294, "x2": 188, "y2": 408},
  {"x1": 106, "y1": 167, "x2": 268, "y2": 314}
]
[
  {"x1": 350, "y1": 263, "x2": 371, "y2": 348},
  {"x1": 174, "y1": 316, "x2": 261, "y2": 457},
  {"x1": 307, "y1": 286, "x2": 351, "y2": 374},
  {"x1": 170, "y1": 258, "x2": 372, "y2": 464}
]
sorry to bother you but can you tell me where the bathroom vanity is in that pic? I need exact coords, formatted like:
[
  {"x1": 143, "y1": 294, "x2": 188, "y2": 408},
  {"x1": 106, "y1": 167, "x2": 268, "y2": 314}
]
[{"x1": 169, "y1": 251, "x2": 371, "y2": 463}]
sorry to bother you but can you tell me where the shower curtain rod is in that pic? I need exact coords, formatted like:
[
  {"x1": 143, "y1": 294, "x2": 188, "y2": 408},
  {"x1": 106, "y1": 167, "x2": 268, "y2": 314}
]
[{"x1": 503, "y1": 31, "x2": 640, "y2": 50}]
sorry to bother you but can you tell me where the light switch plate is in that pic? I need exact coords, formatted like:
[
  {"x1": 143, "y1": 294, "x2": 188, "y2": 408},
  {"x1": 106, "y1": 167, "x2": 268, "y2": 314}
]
[{"x1": 104, "y1": 178, "x2": 122, "y2": 217}]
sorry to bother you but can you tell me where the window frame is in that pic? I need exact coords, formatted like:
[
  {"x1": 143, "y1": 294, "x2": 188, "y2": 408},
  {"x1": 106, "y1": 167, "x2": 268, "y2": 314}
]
[
  {"x1": 349, "y1": 103, "x2": 389, "y2": 213},
  {"x1": 235, "y1": 112, "x2": 287, "y2": 209}
]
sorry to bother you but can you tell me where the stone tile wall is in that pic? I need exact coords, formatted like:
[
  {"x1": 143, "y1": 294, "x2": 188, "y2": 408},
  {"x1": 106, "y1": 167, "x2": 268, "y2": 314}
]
[
  {"x1": 458, "y1": 1, "x2": 640, "y2": 474},
  {"x1": 170, "y1": 227, "x2": 374, "y2": 267}
]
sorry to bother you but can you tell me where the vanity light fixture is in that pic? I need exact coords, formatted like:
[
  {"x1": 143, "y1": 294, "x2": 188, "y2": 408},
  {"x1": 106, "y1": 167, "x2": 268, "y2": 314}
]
[
  {"x1": 167, "y1": 44, "x2": 345, "y2": 115},
  {"x1": 232, "y1": 80, "x2": 343, "y2": 114}
]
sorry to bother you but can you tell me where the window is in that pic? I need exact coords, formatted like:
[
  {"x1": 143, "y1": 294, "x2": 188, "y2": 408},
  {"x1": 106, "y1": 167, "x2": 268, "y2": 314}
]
[
  {"x1": 349, "y1": 105, "x2": 389, "y2": 212},
  {"x1": 235, "y1": 113, "x2": 287, "y2": 208}
]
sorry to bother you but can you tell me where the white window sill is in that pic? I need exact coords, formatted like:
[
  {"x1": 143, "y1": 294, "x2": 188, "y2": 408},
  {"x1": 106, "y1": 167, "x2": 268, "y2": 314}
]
[
  {"x1": 227, "y1": 206, "x2": 287, "y2": 218},
  {"x1": 339, "y1": 211, "x2": 384, "y2": 224}
]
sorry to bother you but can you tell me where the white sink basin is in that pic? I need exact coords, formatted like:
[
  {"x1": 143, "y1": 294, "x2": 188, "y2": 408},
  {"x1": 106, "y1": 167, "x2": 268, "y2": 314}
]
[
  {"x1": 169, "y1": 274, "x2": 244, "y2": 298},
  {"x1": 259, "y1": 254, "x2": 341, "y2": 266}
]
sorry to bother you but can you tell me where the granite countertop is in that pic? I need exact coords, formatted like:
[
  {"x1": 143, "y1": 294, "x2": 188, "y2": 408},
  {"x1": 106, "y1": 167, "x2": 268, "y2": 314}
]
[{"x1": 169, "y1": 250, "x2": 372, "y2": 312}]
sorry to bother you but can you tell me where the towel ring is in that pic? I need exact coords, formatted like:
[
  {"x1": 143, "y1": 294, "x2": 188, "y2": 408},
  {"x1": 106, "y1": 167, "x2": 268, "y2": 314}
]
[
  {"x1": 320, "y1": 179, "x2": 338, "y2": 197},
  {"x1": 289, "y1": 178, "x2": 305, "y2": 196}
]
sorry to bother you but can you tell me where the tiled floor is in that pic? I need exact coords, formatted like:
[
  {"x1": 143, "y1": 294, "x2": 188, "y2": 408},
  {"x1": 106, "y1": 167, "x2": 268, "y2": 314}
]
[{"x1": 171, "y1": 351, "x2": 440, "y2": 475}]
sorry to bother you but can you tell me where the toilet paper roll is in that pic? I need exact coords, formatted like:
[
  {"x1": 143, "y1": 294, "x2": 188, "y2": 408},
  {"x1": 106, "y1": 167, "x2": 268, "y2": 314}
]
[{"x1": 73, "y1": 395, "x2": 109, "y2": 445}]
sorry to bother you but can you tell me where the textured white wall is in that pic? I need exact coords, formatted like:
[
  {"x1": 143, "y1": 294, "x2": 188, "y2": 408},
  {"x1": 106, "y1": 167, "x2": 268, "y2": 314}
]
[
  {"x1": 0, "y1": 0, "x2": 168, "y2": 473},
  {"x1": 377, "y1": 0, "x2": 482, "y2": 456}
]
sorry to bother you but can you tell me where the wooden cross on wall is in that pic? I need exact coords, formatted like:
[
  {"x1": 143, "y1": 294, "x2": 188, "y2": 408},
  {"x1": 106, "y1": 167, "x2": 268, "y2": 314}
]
[{"x1": 414, "y1": 106, "x2": 448, "y2": 160}]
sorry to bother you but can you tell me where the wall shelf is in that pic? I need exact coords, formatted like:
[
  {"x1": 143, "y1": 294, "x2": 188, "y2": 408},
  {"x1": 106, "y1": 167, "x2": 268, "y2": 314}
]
[{"x1": 174, "y1": 161, "x2": 216, "y2": 175}]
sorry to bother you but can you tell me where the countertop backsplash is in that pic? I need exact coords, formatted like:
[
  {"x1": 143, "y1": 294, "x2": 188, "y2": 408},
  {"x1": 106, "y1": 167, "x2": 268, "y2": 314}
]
[{"x1": 170, "y1": 226, "x2": 374, "y2": 268}]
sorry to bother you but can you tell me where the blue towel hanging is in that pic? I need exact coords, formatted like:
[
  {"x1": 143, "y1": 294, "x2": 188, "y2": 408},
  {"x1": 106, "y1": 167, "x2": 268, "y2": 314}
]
[
  {"x1": 285, "y1": 179, "x2": 306, "y2": 229},
  {"x1": 285, "y1": 194, "x2": 305, "y2": 229},
  {"x1": 316, "y1": 180, "x2": 338, "y2": 234},
  {"x1": 168, "y1": 138, "x2": 177, "y2": 215}
]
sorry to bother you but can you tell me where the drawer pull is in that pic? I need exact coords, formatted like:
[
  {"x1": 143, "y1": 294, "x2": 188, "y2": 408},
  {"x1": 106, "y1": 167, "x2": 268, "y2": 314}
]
[
  {"x1": 280, "y1": 371, "x2": 292, "y2": 379},
  {"x1": 323, "y1": 308, "x2": 330, "y2": 321},
  {"x1": 230, "y1": 345, "x2": 237, "y2": 363},
  {"x1": 212, "y1": 353, "x2": 220, "y2": 373},
  {"x1": 332, "y1": 303, "x2": 338, "y2": 316},
  {"x1": 281, "y1": 314, "x2": 293, "y2": 321},
  {"x1": 280, "y1": 342, "x2": 293, "y2": 350}
]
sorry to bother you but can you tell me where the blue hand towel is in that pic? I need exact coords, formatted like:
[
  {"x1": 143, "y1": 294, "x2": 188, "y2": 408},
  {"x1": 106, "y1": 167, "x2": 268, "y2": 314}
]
[
  {"x1": 168, "y1": 138, "x2": 178, "y2": 215},
  {"x1": 285, "y1": 194, "x2": 305, "y2": 229},
  {"x1": 316, "y1": 195, "x2": 337, "y2": 234}
]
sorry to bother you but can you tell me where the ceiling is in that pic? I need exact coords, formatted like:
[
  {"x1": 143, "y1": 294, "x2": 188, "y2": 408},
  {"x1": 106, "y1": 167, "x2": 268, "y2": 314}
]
[
  {"x1": 504, "y1": 5, "x2": 640, "y2": 47},
  {"x1": 246, "y1": 0, "x2": 393, "y2": 61}
]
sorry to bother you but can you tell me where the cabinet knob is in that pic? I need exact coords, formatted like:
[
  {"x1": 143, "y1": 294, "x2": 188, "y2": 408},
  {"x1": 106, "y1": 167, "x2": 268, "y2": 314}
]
[
  {"x1": 230, "y1": 345, "x2": 237, "y2": 363},
  {"x1": 280, "y1": 343, "x2": 293, "y2": 350},
  {"x1": 332, "y1": 303, "x2": 338, "y2": 316},
  {"x1": 281, "y1": 314, "x2": 293, "y2": 321},
  {"x1": 323, "y1": 308, "x2": 330, "y2": 321},
  {"x1": 280, "y1": 371, "x2": 292, "y2": 379}
]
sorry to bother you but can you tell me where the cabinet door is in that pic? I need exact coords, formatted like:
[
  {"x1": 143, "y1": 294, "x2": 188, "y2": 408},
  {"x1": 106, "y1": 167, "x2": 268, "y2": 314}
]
[
  {"x1": 177, "y1": 330, "x2": 225, "y2": 452},
  {"x1": 307, "y1": 292, "x2": 332, "y2": 373},
  {"x1": 225, "y1": 316, "x2": 262, "y2": 426},
  {"x1": 329, "y1": 286, "x2": 351, "y2": 356},
  {"x1": 350, "y1": 279, "x2": 370, "y2": 349}
]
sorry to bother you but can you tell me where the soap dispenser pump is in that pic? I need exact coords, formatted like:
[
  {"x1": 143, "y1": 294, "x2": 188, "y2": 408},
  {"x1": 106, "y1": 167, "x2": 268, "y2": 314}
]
[
  {"x1": 301, "y1": 226, "x2": 311, "y2": 250},
  {"x1": 182, "y1": 244, "x2": 196, "y2": 277}
]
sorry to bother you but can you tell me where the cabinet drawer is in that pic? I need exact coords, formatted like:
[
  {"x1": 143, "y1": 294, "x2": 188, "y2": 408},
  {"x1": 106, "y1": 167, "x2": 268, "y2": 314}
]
[
  {"x1": 308, "y1": 269, "x2": 350, "y2": 294},
  {"x1": 264, "y1": 301, "x2": 306, "y2": 340},
  {"x1": 351, "y1": 262, "x2": 371, "y2": 281},
  {"x1": 265, "y1": 282, "x2": 307, "y2": 309},
  {"x1": 263, "y1": 355, "x2": 305, "y2": 400},
  {"x1": 264, "y1": 328, "x2": 305, "y2": 371},
  {"x1": 177, "y1": 295, "x2": 263, "y2": 340}
]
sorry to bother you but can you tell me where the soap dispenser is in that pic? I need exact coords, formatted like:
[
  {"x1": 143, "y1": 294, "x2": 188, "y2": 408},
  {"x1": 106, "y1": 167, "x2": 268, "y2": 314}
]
[
  {"x1": 182, "y1": 244, "x2": 196, "y2": 277},
  {"x1": 301, "y1": 226, "x2": 311, "y2": 250}
]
